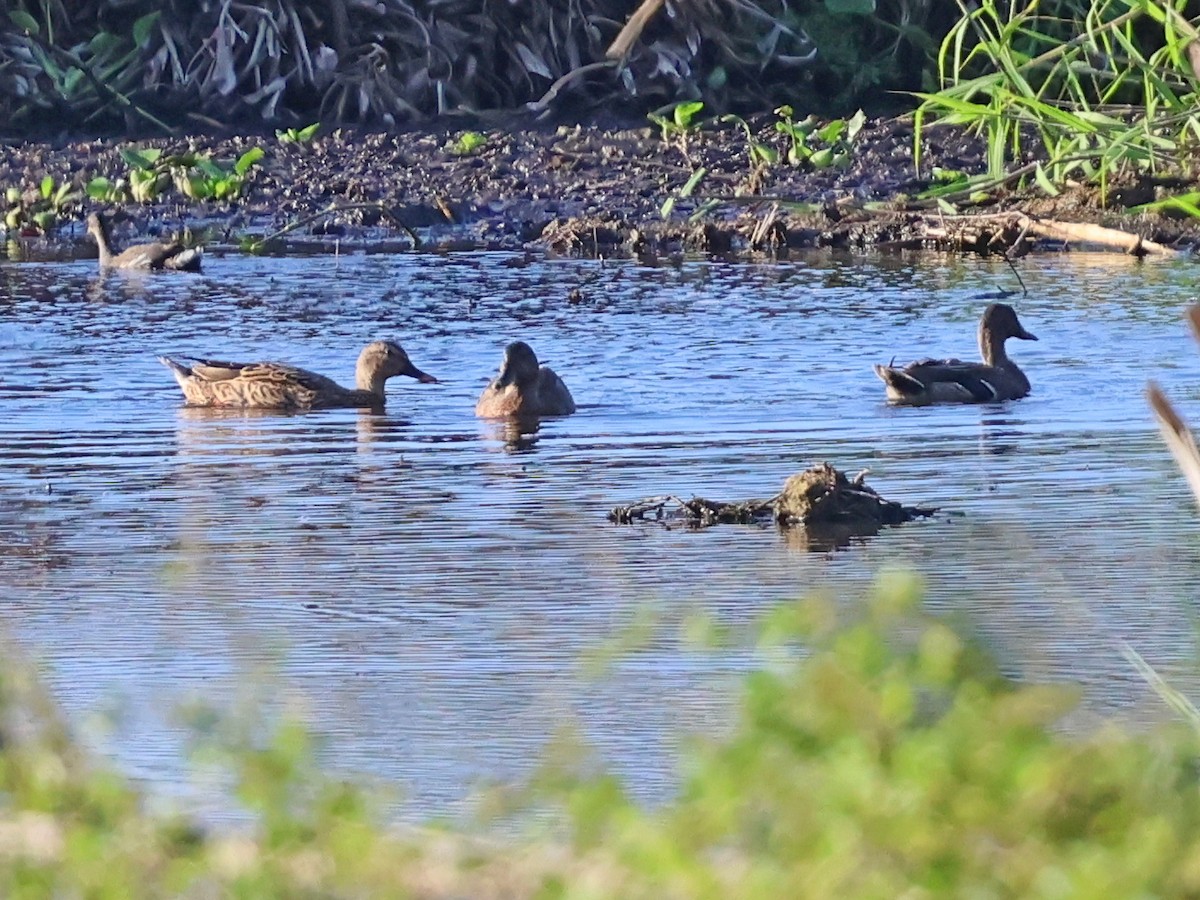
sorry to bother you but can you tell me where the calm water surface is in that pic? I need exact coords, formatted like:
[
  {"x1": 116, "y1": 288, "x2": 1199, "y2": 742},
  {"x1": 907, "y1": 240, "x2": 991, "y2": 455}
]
[{"x1": 2, "y1": 250, "x2": 1200, "y2": 818}]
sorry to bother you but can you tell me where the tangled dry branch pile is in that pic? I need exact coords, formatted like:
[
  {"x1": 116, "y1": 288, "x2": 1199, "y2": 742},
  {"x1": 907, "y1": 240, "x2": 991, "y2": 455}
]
[
  {"x1": 609, "y1": 462, "x2": 935, "y2": 548},
  {"x1": 0, "y1": 0, "x2": 830, "y2": 132}
]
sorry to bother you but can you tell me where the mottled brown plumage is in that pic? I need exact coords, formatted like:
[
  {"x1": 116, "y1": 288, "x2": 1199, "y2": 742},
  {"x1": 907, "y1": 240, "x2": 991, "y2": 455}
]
[
  {"x1": 873, "y1": 303, "x2": 1038, "y2": 405},
  {"x1": 159, "y1": 341, "x2": 437, "y2": 410},
  {"x1": 87, "y1": 212, "x2": 202, "y2": 271},
  {"x1": 475, "y1": 341, "x2": 576, "y2": 418}
]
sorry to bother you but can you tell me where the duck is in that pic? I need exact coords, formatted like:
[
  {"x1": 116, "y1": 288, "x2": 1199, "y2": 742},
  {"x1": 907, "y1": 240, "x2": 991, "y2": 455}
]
[
  {"x1": 874, "y1": 303, "x2": 1038, "y2": 405},
  {"x1": 87, "y1": 211, "x2": 202, "y2": 272},
  {"x1": 159, "y1": 340, "x2": 437, "y2": 410},
  {"x1": 475, "y1": 341, "x2": 576, "y2": 418}
]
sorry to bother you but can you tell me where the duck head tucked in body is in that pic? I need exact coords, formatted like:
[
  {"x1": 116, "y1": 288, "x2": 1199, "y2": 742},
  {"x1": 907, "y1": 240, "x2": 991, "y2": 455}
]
[
  {"x1": 87, "y1": 211, "x2": 202, "y2": 272},
  {"x1": 475, "y1": 341, "x2": 576, "y2": 418},
  {"x1": 159, "y1": 340, "x2": 438, "y2": 410},
  {"x1": 873, "y1": 303, "x2": 1038, "y2": 405}
]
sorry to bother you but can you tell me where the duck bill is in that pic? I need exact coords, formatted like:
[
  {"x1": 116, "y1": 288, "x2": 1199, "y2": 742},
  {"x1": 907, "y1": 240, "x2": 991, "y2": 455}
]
[
  {"x1": 1017, "y1": 327, "x2": 1038, "y2": 341},
  {"x1": 402, "y1": 362, "x2": 438, "y2": 383}
]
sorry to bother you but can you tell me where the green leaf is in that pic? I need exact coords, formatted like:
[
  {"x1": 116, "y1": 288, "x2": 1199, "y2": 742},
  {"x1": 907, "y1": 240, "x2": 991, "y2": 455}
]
[
  {"x1": 85, "y1": 177, "x2": 112, "y2": 199},
  {"x1": 39, "y1": 175, "x2": 53, "y2": 200},
  {"x1": 120, "y1": 148, "x2": 162, "y2": 170},
  {"x1": 61, "y1": 68, "x2": 85, "y2": 96},
  {"x1": 818, "y1": 119, "x2": 847, "y2": 144},
  {"x1": 660, "y1": 196, "x2": 676, "y2": 219},
  {"x1": 8, "y1": 10, "x2": 39, "y2": 34},
  {"x1": 845, "y1": 109, "x2": 867, "y2": 142},
  {"x1": 825, "y1": 0, "x2": 875, "y2": 13},
  {"x1": 810, "y1": 148, "x2": 835, "y2": 169},
  {"x1": 753, "y1": 143, "x2": 780, "y2": 165},
  {"x1": 680, "y1": 167, "x2": 707, "y2": 198},
  {"x1": 297, "y1": 122, "x2": 320, "y2": 141},
  {"x1": 194, "y1": 158, "x2": 227, "y2": 179},
  {"x1": 234, "y1": 146, "x2": 265, "y2": 176},
  {"x1": 133, "y1": 11, "x2": 161, "y2": 47},
  {"x1": 88, "y1": 31, "x2": 123, "y2": 57},
  {"x1": 1033, "y1": 164, "x2": 1060, "y2": 197},
  {"x1": 673, "y1": 101, "x2": 704, "y2": 129}
]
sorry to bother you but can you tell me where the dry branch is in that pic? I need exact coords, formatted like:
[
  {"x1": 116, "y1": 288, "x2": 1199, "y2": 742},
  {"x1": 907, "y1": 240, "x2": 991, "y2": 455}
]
[{"x1": 606, "y1": 0, "x2": 666, "y2": 61}]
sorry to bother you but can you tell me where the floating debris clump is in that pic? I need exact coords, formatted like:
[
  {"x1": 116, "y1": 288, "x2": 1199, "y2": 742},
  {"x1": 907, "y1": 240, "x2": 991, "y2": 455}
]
[{"x1": 609, "y1": 463, "x2": 935, "y2": 548}]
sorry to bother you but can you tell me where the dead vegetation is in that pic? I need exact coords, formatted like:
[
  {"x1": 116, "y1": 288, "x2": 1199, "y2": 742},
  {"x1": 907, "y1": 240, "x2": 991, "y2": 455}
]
[
  {"x1": 0, "y1": 0, "x2": 818, "y2": 131},
  {"x1": 609, "y1": 463, "x2": 935, "y2": 548}
]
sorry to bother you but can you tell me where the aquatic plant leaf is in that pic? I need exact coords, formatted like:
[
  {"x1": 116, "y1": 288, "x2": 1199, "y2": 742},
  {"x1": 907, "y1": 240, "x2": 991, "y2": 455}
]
[
  {"x1": 85, "y1": 177, "x2": 112, "y2": 199},
  {"x1": 673, "y1": 100, "x2": 704, "y2": 127},
  {"x1": 133, "y1": 12, "x2": 161, "y2": 48},
  {"x1": 846, "y1": 108, "x2": 867, "y2": 141},
  {"x1": 193, "y1": 158, "x2": 227, "y2": 179},
  {"x1": 234, "y1": 147, "x2": 264, "y2": 177},
  {"x1": 8, "y1": 10, "x2": 39, "y2": 35},
  {"x1": 120, "y1": 148, "x2": 163, "y2": 170}
]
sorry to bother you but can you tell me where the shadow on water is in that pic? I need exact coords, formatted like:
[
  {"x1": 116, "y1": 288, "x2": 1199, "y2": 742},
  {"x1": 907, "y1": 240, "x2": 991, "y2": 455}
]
[{"x1": 2, "y1": 249, "x2": 1200, "y2": 818}]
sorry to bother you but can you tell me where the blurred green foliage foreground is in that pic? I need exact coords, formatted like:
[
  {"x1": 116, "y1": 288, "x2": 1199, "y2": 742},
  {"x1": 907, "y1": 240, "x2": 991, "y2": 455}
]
[{"x1": 2, "y1": 573, "x2": 1199, "y2": 898}]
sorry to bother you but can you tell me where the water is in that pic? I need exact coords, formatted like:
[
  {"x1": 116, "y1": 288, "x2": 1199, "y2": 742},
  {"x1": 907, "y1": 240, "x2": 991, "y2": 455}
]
[{"x1": 2, "y1": 249, "x2": 1200, "y2": 818}]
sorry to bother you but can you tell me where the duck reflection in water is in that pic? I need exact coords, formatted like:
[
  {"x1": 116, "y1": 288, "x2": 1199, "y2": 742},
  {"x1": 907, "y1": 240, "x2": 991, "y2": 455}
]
[{"x1": 481, "y1": 417, "x2": 543, "y2": 454}]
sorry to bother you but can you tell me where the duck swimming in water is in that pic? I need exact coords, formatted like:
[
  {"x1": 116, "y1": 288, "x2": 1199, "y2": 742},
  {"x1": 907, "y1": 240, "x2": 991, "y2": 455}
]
[
  {"x1": 87, "y1": 211, "x2": 202, "y2": 272},
  {"x1": 159, "y1": 340, "x2": 437, "y2": 410},
  {"x1": 475, "y1": 341, "x2": 576, "y2": 418},
  {"x1": 874, "y1": 303, "x2": 1038, "y2": 405}
]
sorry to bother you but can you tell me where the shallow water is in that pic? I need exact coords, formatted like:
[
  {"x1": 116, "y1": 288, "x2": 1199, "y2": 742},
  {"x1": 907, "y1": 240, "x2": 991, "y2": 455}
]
[{"x1": 2, "y1": 249, "x2": 1200, "y2": 818}]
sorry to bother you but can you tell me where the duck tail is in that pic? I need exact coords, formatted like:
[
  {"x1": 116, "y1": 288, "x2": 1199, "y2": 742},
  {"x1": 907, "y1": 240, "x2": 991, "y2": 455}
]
[
  {"x1": 873, "y1": 363, "x2": 924, "y2": 397},
  {"x1": 164, "y1": 247, "x2": 202, "y2": 272}
]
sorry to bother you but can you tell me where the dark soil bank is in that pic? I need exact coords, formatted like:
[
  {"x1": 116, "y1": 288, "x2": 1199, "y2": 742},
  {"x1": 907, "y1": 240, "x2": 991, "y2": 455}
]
[{"x1": 2, "y1": 113, "x2": 1197, "y2": 257}]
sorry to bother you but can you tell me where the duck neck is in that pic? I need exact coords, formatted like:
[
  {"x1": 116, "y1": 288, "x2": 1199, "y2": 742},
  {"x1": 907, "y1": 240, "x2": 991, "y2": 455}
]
[
  {"x1": 355, "y1": 362, "x2": 388, "y2": 400},
  {"x1": 91, "y1": 221, "x2": 115, "y2": 265},
  {"x1": 978, "y1": 327, "x2": 1009, "y2": 367}
]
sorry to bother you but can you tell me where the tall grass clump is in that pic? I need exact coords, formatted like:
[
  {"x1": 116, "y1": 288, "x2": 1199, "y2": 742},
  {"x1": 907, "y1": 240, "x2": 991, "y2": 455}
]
[
  {"x1": 2, "y1": 573, "x2": 1200, "y2": 895},
  {"x1": 915, "y1": 0, "x2": 1200, "y2": 204}
]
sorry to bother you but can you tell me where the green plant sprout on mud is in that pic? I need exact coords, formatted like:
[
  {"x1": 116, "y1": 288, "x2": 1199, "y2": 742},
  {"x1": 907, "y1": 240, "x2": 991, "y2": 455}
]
[
  {"x1": 648, "y1": 100, "x2": 706, "y2": 156},
  {"x1": 178, "y1": 147, "x2": 265, "y2": 201},
  {"x1": 720, "y1": 113, "x2": 780, "y2": 192},
  {"x1": 84, "y1": 145, "x2": 265, "y2": 205},
  {"x1": 775, "y1": 105, "x2": 865, "y2": 169},
  {"x1": 659, "y1": 166, "x2": 707, "y2": 220},
  {"x1": 447, "y1": 131, "x2": 488, "y2": 156},
  {"x1": 3, "y1": 175, "x2": 79, "y2": 234},
  {"x1": 277, "y1": 122, "x2": 321, "y2": 146},
  {"x1": 120, "y1": 147, "x2": 168, "y2": 202}
]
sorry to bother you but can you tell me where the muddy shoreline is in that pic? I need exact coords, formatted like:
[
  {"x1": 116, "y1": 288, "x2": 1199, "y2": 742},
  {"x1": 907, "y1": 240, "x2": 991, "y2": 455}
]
[{"x1": 2, "y1": 112, "x2": 1197, "y2": 259}]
